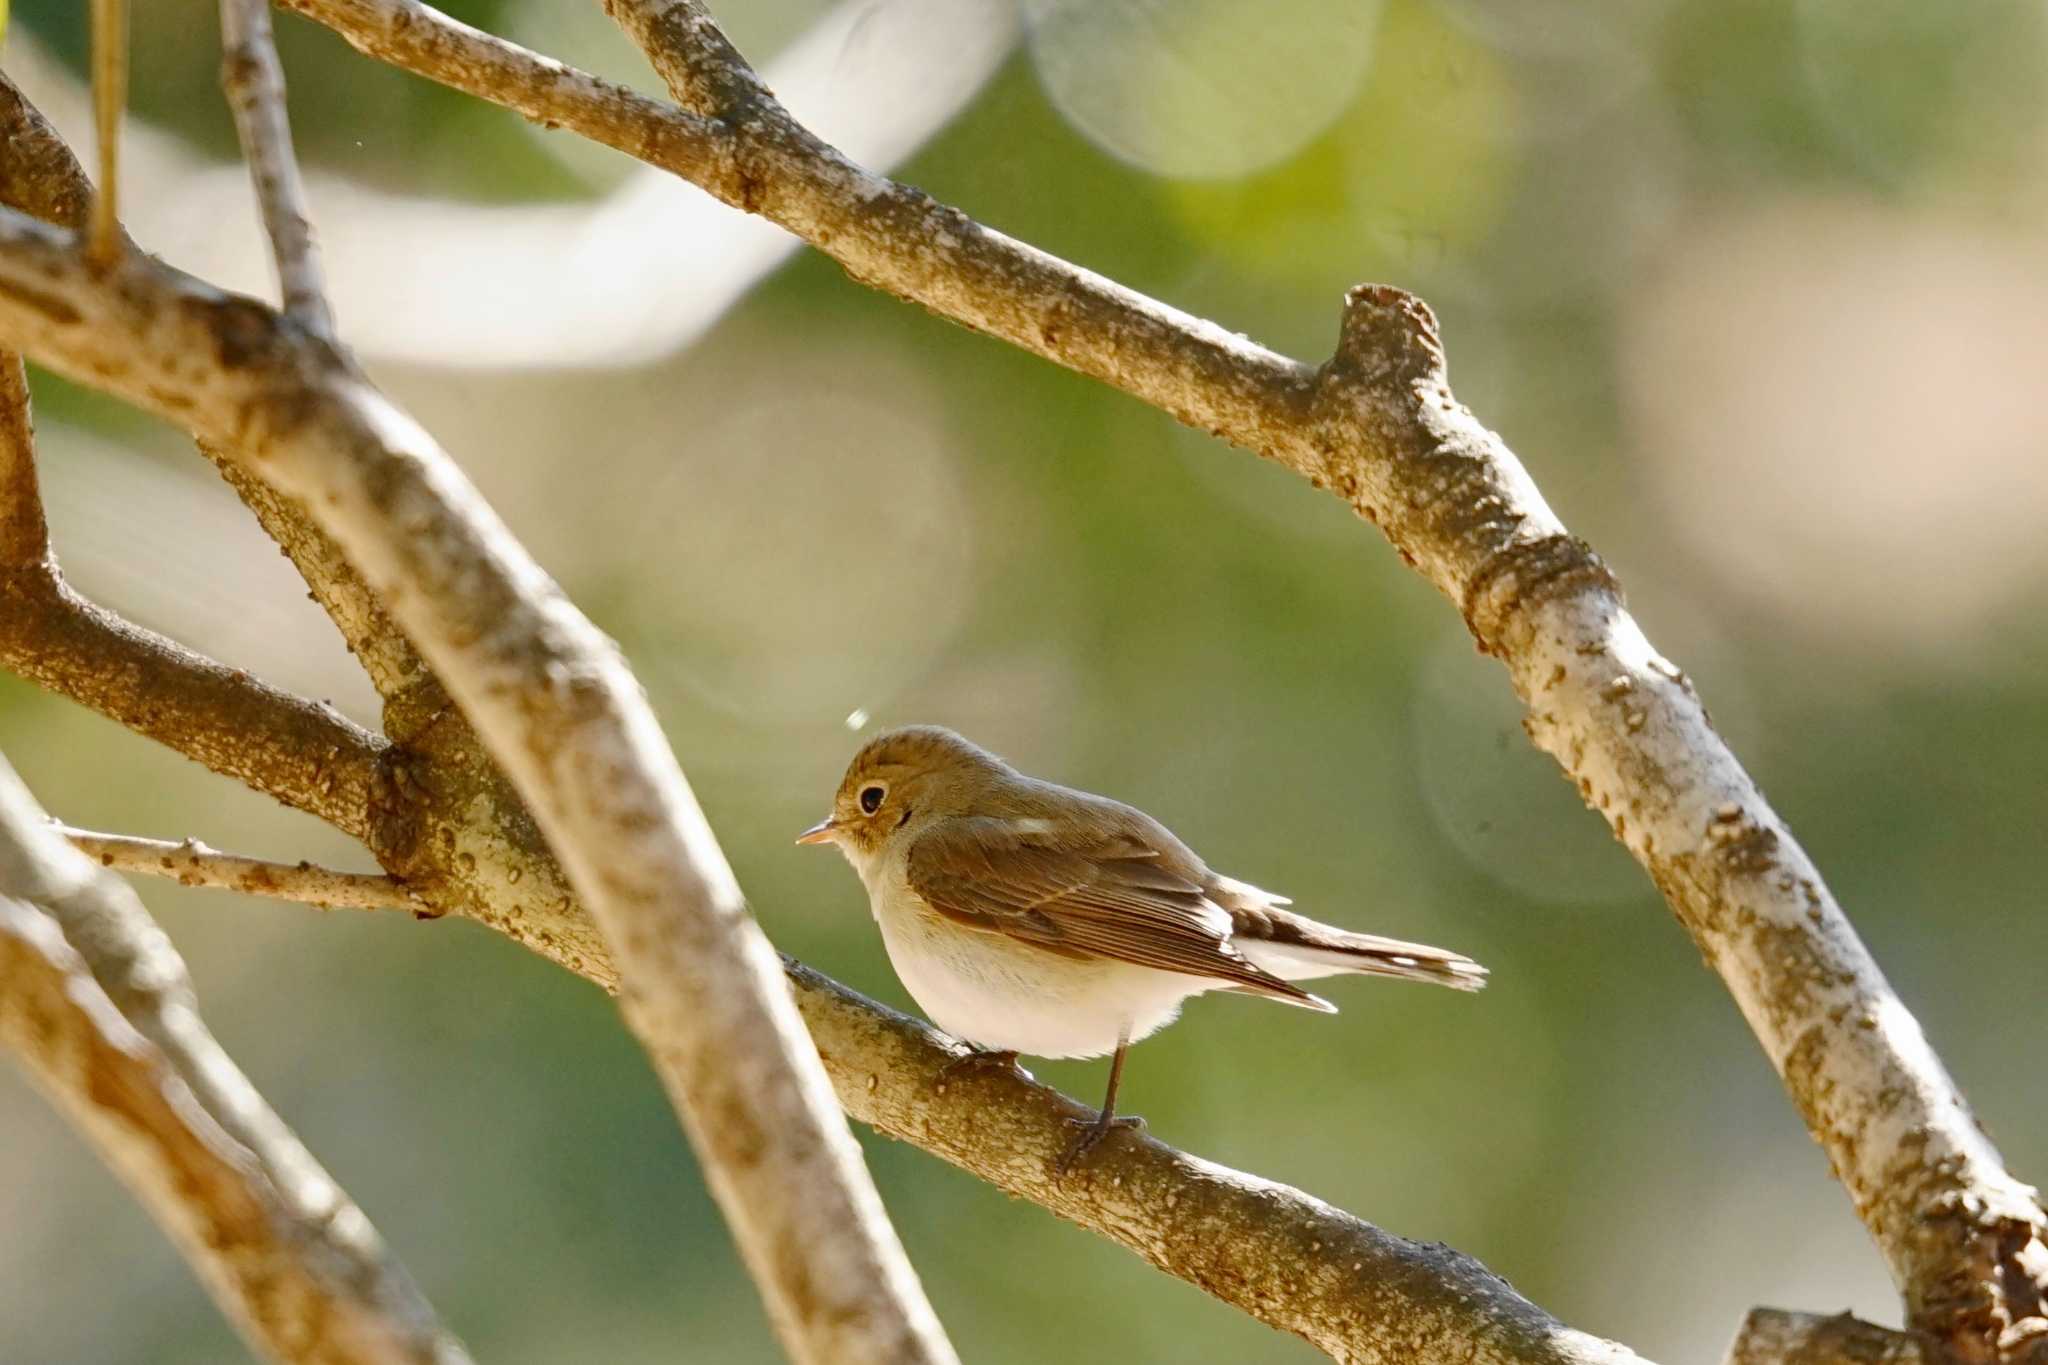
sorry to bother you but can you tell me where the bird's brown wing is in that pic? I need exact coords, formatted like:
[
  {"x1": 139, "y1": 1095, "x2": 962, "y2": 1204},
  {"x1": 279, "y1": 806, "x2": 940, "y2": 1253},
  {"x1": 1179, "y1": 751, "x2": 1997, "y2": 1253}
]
[{"x1": 904, "y1": 816, "x2": 1322, "y2": 1006}]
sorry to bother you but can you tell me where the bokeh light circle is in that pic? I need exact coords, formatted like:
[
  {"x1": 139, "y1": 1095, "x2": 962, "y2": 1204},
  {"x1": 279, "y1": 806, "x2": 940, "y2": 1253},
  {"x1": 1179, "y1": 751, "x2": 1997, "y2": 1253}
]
[{"x1": 1024, "y1": 0, "x2": 1383, "y2": 180}]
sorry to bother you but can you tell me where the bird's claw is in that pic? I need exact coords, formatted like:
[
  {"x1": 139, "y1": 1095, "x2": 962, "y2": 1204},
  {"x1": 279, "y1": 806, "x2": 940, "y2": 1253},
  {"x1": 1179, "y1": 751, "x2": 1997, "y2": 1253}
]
[{"x1": 1055, "y1": 1112, "x2": 1144, "y2": 1174}]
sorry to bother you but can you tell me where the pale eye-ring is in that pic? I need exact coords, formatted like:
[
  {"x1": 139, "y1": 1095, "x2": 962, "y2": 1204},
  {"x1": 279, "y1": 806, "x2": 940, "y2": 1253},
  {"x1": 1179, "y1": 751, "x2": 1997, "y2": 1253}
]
[{"x1": 858, "y1": 784, "x2": 886, "y2": 815}]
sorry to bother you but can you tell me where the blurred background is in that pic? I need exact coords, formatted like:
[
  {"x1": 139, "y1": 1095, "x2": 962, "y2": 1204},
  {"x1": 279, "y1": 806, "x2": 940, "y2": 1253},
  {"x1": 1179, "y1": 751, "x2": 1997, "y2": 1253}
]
[{"x1": 3, "y1": 0, "x2": 2046, "y2": 1360}]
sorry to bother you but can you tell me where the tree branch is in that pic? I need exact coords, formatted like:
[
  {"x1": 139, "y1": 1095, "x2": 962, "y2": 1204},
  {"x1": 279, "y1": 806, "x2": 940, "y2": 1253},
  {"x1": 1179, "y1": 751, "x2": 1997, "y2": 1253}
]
[
  {"x1": 1725, "y1": 1310, "x2": 1930, "y2": 1365},
  {"x1": 61, "y1": 824, "x2": 419, "y2": 911},
  {"x1": 263, "y1": 2, "x2": 2048, "y2": 1353},
  {"x1": 0, "y1": 569, "x2": 388, "y2": 836},
  {"x1": 220, "y1": 0, "x2": 335, "y2": 334},
  {"x1": 0, "y1": 757, "x2": 468, "y2": 1364},
  {"x1": 0, "y1": 71, "x2": 79, "y2": 574}
]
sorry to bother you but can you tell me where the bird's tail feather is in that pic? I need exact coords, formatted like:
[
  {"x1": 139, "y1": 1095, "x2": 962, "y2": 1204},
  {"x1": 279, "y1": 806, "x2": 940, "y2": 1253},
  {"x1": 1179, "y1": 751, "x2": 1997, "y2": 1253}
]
[{"x1": 1231, "y1": 909, "x2": 1488, "y2": 992}]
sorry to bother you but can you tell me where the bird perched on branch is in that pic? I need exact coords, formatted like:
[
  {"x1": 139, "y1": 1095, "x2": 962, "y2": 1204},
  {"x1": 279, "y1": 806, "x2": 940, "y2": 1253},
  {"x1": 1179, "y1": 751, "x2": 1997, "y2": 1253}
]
[{"x1": 798, "y1": 725, "x2": 1487, "y2": 1171}]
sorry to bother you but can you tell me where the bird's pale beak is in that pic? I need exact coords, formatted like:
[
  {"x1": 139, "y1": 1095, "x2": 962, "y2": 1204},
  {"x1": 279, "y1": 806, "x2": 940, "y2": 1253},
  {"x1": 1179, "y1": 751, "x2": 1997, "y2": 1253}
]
[{"x1": 794, "y1": 818, "x2": 839, "y2": 846}]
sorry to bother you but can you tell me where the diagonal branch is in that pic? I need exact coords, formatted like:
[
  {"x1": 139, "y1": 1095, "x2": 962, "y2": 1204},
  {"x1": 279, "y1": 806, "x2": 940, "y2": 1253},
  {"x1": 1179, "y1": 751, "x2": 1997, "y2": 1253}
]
[
  {"x1": 0, "y1": 573, "x2": 389, "y2": 838},
  {"x1": 220, "y1": 0, "x2": 335, "y2": 334},
  {"x1": 0, "y1": 209, "x2": 958, "y2": 1364},
  {"x1": 266, "y1": 2, "x2": 2048, "y2": 1354},
  {"x1": 0, "y1": 756, "x2": 468, "y2": 1364},
  {"x1": 61, "y1": 824, "x2": 419, "y2": 911},
  {"x1": 790, "y1": 960, "x2": 1646, "y2": 1365}
]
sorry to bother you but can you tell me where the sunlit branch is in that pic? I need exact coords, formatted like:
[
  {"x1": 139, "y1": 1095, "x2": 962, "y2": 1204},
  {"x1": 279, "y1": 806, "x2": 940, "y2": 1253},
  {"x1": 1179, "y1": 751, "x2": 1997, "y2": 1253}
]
[
  {"x1": 61, "y1": 825, "x2": 419, "y2": 911},
  {"x1": 0, "y1": 757, "x2": 468, "y2": 1364},
  {"x1": 220, "y1": 0, "x2": 335, "y2": 334}
]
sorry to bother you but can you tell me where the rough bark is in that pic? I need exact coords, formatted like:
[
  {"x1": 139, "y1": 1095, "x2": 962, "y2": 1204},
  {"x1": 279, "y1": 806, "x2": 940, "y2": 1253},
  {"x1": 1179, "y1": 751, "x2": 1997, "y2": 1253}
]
[
  {"x1": 1725, "y1": 1310, "x2": 1931, "y2": 1365},
  {"x1": 61, "y1": 825, "x2": 419, "y2": 911}
]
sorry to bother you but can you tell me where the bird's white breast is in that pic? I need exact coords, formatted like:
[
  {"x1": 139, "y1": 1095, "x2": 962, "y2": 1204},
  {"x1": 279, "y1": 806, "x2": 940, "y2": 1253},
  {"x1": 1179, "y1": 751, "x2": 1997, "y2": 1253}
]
[{"x1": 851, "y1": 838, "x2": 1210, "y2": 1061}]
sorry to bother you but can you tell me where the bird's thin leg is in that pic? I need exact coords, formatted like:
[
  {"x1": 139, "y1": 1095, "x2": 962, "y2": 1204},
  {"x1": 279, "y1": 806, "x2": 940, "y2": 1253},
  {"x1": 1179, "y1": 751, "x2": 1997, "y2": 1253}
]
[
  {"x1": 937, "y1": 1045, "x2": 1027, "y2": 1084},
  {"x1": 1056, "y1": 1029, "x2": 1144, "y2": 1173}
]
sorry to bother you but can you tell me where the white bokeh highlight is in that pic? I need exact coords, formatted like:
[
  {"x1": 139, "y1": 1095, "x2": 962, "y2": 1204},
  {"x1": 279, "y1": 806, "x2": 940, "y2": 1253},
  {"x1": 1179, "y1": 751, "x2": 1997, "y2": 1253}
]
[{"x1": 1025, "y1": 0, "x2": 1381, "y2": 179}]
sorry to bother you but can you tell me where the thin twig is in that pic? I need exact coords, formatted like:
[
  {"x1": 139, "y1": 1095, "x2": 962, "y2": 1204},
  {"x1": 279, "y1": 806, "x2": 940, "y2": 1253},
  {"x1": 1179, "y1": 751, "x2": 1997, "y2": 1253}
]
[
  {"x1": 0, "y1": 757, "x2": 470, "y2": 1364},
  {"x1": 220, "y1": 0, "x2": 335, "y2": 334},
  {"x1": 264, "y1": 3, "x2": 2048, "y2": 1352},
  {"x1": 61, "y1": 825, "x2": 419, "y2": 911},
  {"x1": 88, "y1": 0, "x2": 128, "y2": 265}
]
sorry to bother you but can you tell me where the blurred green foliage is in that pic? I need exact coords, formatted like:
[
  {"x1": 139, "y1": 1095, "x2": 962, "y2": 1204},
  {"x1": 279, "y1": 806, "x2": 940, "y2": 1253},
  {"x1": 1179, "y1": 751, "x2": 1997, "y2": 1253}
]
[{"x1": 3, "y1": 2, "x2": 2046, "y2": 1362}]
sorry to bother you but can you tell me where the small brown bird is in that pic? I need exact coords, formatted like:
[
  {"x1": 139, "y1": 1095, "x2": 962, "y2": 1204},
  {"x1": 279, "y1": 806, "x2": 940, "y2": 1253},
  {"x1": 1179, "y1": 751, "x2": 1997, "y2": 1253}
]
[{"x1": 798, "y1": 725, "x2": 1486, "y2": 1169}]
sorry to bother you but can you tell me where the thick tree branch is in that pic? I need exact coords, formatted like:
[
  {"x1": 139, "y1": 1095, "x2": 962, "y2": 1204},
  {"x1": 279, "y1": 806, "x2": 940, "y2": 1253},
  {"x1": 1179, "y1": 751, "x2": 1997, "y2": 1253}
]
[
  {"x1": 61, "y1": 825, "x2": 419, "y2": 911},
  {"x1": 0, "y1": 79, "x2": 98, "y2": 233},
  {"x1": 0, "y1": 757, "x2": 467, "y2": 1364},
  {"x1": 262, "y1": 3, "x2": 2048, "y2": 1354},
  {"x1": 220, "y1": 0, "x2": 335, "y2": 334},
  {"x1": 0, "y1": 211, "x2": 957, "y2": 1365}
]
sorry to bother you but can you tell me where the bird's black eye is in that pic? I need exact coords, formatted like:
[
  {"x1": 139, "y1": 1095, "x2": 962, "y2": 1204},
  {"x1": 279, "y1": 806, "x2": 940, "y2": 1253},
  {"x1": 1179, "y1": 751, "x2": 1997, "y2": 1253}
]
[{"x1": 858, "y1": 784, "x2": 886, "y2": 815}]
